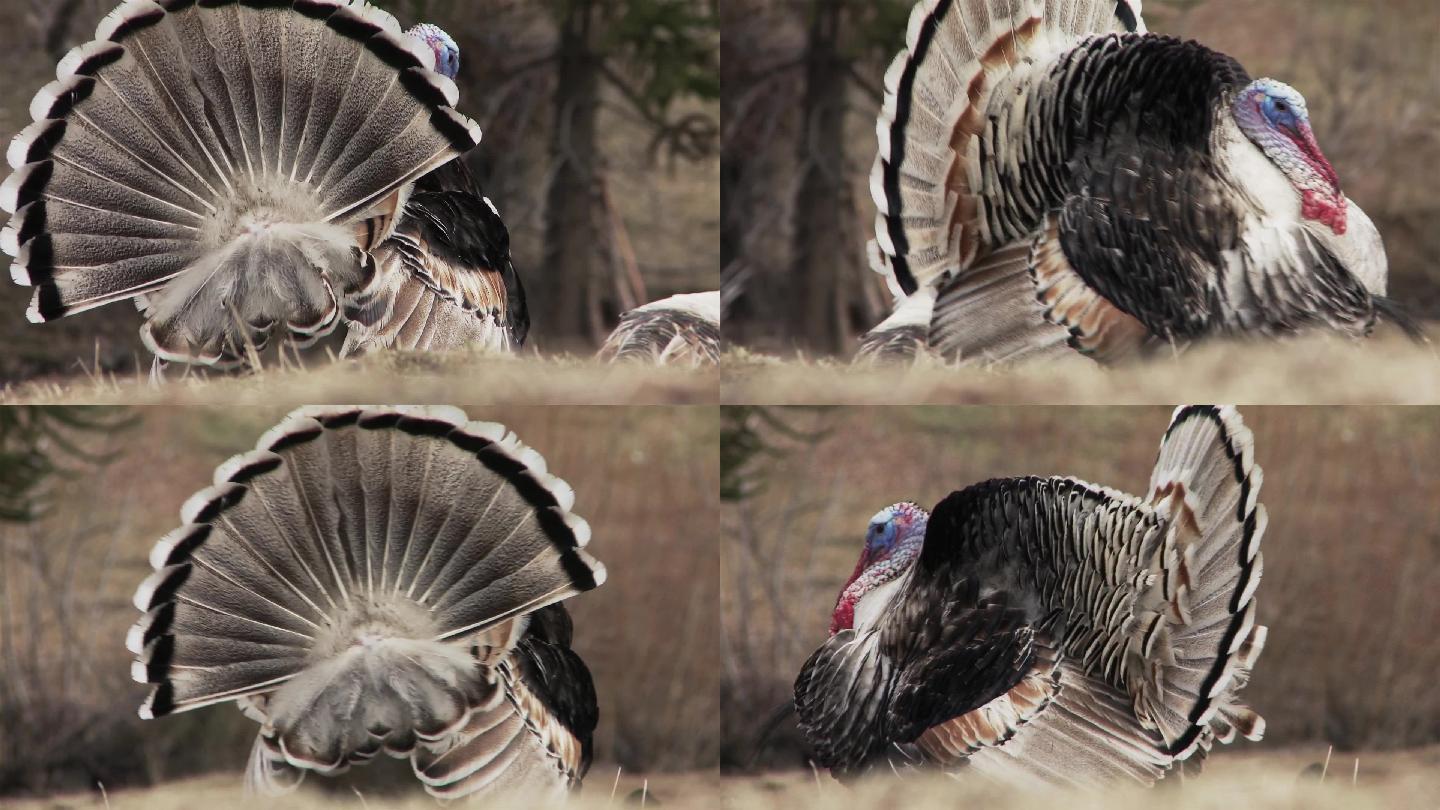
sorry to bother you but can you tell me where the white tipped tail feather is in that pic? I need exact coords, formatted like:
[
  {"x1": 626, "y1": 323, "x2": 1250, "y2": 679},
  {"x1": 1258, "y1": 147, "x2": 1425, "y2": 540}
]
[
  {"x1": 129, "y1": 406, "x2": 603, "y2": 800},
  {"x1": 598, "y1": 291, "x2": 720, "y2": 366},
  {"x1": 0, "y1": 1, "x2": 482, "y2": 367},
  {"x1": 1138, "y1": 405, "x2": 1267, "y2": 758}
]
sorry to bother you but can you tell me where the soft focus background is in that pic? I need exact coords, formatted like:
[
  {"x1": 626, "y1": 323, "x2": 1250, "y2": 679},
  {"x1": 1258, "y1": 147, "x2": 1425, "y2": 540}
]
[
  {"x1": 722, "y1": 406, "x2": 1440, "y2": 801},
  {"x1": 0, "y1": 0, "x2": 719, "y2": 386},
  {"x1": 722, "y1": 0, "x2": 1440, "y2": 354},
  {"x1": 0, "y1": 405, "x2": 719, "y2": 802}
]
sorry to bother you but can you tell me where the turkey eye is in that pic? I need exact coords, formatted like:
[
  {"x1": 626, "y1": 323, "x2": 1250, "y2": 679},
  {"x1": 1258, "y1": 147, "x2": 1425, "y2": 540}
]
[{"x1": 1274, "y1": 102, "x2": 1288, "y2": 113}]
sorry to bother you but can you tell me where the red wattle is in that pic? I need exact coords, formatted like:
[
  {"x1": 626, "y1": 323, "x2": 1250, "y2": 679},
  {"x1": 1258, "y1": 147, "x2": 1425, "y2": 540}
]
[
  {"x1": 830, "y1": 597, "x2": 856, "y2": 635},
  {"x1": 828, "y1": 549, "x2": 870, "y2": 633},
  {"x1": 1301, "y1": 188, "x2": 1347, "y2": 235}
]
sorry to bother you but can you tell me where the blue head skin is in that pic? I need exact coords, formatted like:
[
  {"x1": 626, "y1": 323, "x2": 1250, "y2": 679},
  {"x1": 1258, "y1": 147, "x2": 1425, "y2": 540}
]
[
  {"x1": 407, "y1": 23, "x2": 461, "y2": 79},
  {"x1": 830, "y1": 502, "x2": 928, "y2": 634},
  {"x1": 1232, "y1": 78, "x2": 1345, "y2": 234}
]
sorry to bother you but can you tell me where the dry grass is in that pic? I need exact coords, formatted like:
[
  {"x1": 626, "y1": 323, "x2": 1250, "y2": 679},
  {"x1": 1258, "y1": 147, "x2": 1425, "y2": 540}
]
[
  {"x1": 725, "y1": 746, "x2": 1440, "y2": 810},
  {"x1": 720, "y1": 334, "x2": 1440, "y2": 405},
  {"x1": 0, "y1": 407, "x2": 719, "y2": 796},
  {"x1": 722, "y1": 407, "x2": 1440, "y2": 767},
  {"x1": 2, "y1": 769, "x2": 721, "y2": 810},
  {"x1": 0, "y1": 352, "x2": 717, "y2": 406},
  {"x1": 10, "y1": 747, "x2": 1438, "y2": 809}
]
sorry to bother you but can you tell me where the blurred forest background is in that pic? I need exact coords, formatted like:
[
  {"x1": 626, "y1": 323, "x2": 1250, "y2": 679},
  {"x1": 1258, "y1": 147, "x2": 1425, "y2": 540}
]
[
  {"x1": 0, "y1": 0, "x2": 719, "y2": 384},
  {"x1": 721, "y1": 406, "x2": 1440, "y2": 770},
  {"x1": 722, "y1": 0, "x2": 1440, "y2": 354},
  {"x1": 0, "y1": 406, "x2": 719, "y2": 798}
]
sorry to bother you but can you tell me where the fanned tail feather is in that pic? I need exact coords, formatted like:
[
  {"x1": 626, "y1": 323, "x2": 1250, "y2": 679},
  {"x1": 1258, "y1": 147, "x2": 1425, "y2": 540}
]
[
  {"x1": 863, "y1": 0, "x2": 1147, "y2": 355},
  {"x1": 1131, "y1": 405, "x2": 1267, "y2": 764},
  {"x1": 867, "y1": 0, "x2": 1145, "y2": 298}
]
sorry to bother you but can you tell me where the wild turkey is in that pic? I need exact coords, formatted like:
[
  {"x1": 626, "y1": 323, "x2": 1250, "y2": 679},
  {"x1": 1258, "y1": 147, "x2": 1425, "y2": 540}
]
[
  {"x1": 858, "y1": 0, "x2": 1415, "y2": 365},
  {"x1": 598, "y1": 291, "x2": 720, "y2": 366},
  {"x1": 1, "y1": 1, "x2": 525, "y2": 369},
  {"x1": 128, "y1": 406, "x2": 604, "y2": 800},
  {"x1": 794, "y1": 406, "x2": 1267, "y2": 787}
]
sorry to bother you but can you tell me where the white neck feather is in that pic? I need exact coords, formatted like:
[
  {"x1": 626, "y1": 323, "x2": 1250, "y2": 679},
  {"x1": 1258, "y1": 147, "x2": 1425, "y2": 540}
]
[
  {"x1": 1216, "y1": 114, "x2": 1387, "y2": 297},
  {"x1": 1317, "y1": 199, "x2": 1387, "y2": 296},
  {"x1": 1216, "y1": 114, "x2": 1300, "y2": 222},
  {"x1": 852, "y1": 575, "x2": 906, "y2": 632}
]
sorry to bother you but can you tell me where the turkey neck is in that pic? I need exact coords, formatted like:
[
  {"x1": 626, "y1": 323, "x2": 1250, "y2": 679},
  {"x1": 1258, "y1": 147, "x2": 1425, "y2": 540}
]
[{"x1": 840, "y1": 526, "x2": 926, "y2": 634}]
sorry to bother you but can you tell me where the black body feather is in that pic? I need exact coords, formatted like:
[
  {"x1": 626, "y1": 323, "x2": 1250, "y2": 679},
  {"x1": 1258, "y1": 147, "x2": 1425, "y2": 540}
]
[
  {"x1": 402, "y1": 189, "x2": 530, "y2": 347},
  {"x1": 516, "y1": 605, "x2": 599, "y2": 777}
]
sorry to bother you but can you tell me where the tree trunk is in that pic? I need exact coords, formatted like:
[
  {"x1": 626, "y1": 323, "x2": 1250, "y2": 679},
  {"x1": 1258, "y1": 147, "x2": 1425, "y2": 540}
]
[
  {"x1": 539, "y1": 0, "x2": 603, "y2": 349},
  {"x1": 790, "y1": 2, "x2": 851, "y2": 353}
]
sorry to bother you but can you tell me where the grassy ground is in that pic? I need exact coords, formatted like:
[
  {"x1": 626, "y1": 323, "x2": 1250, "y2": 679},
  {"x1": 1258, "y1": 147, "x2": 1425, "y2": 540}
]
[
  {"x1": 4, "y1": 768, "x2": 721, "y2": 810},
  {"x1": 0, "y1": 351, "x2": 717, "y2": 405},
  {"x1": 725, "y1": 745, "x2": 1440, "y2": 810},
  {"x1": 721, "y1": 334, "x2": 1440, "y2": 405}
]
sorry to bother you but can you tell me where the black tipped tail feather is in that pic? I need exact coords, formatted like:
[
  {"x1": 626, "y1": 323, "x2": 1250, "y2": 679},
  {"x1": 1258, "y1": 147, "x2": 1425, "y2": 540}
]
[{"x1": 1139, "y1": 406, "x2": 1267, "y2": 762}]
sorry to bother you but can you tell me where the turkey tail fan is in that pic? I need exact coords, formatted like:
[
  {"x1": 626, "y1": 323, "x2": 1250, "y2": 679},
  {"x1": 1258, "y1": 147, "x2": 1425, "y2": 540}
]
[
  {"x1": 1133, "y1": 406, "x2": 1266, "y2": 765},
  {"x1": 598, "y1": 291, "x2": 721, "y2": 367},
  {"x1": 1, "y1": 0, "x2": 482, "y2": 367},
  {"x1": 867, "y1": 0, "x2": 1146, "y2": 299},
  {"x1": 128, "y1": 406, "x2": 604, "y2": 796}
]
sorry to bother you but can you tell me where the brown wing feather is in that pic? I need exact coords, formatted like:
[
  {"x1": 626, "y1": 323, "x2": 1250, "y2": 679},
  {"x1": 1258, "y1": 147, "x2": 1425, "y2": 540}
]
[
  {"x1": 1030, "y1": 221, "x2": 1153, "y2": 361},
  {"x1": 341, "y1": 230, "x2": 512, "y2": 356}
]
